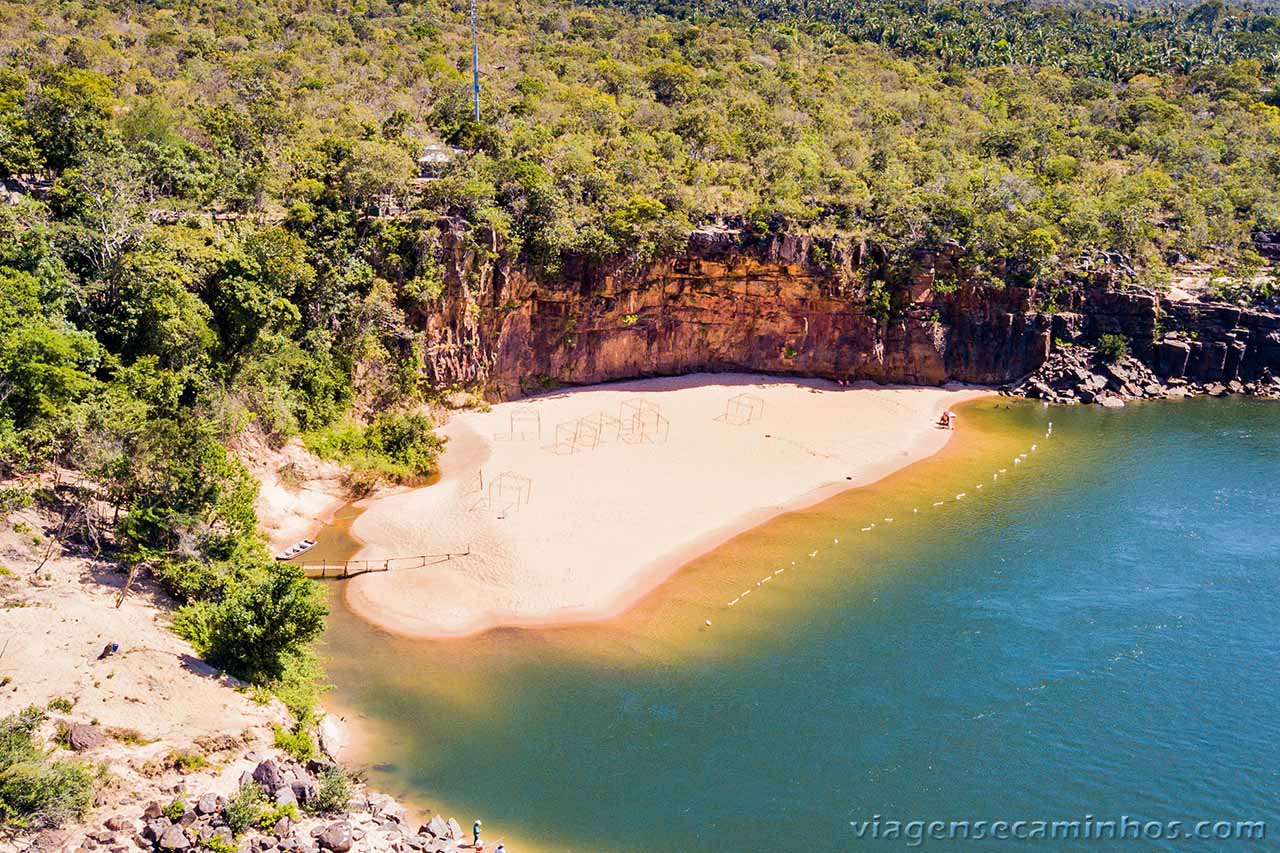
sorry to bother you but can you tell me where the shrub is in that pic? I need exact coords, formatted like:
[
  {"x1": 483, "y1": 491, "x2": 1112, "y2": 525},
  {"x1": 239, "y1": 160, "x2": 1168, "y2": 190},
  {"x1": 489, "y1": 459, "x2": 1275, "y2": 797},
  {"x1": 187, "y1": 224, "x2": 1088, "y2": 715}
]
[
  {"x1": 167, "y1": 750, "x2": 210, "y2": 773},
  {"x1": 272, "y1": 725, "x2": 315, "y2": 762},
  {"x1": 162, "y1": 798, "x2": 187, "y2": 821},
  {"x1": 46, "y1": 697, "x2": 73, "y2": 714},
  {"x1": 253, "y1": 802, "x2": 299, "y2": 832},
  {"x1": 306, "y1": 766, "x2": 352, "y2": 816},
  {"x1": 304, "y1": 411, "x2": 444, "y2": 485},
  {"x1": 222, "y1": 781, "x2": 263, "y2": 836},
  {"x1": 1097, "y1": 333, "x2": 1130, "y2": 362},
  {"x1": 0, "y1": 707, "x2": 94, "y2": 832}
]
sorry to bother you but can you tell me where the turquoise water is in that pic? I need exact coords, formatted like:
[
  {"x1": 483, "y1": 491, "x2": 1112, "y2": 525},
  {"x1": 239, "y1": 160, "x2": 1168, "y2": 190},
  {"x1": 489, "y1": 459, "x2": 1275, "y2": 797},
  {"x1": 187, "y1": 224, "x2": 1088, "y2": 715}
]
[{"x1": 323, "y1": 398, "x2": 1279, "y2": 850}]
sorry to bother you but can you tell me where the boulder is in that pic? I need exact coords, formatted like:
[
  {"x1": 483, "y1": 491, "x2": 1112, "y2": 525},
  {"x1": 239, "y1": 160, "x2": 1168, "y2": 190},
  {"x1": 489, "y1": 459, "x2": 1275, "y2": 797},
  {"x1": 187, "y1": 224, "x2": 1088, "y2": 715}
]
[
  {"x1": 1157, "y1": 338, "x2": 1191, "y2": 377},
  {"x1": 317, "y1": 822, "x2": 353, "y2": 853},
  {"x1": 275, "y1": 786, "x2": 299, "y2": 808},
  {"x1": 367, "y1": 794, "x2": 406, "y2": 823},
  {"x1": 306, "y1": 758, "x2": 335, "y2": 777},
  {"x1": 445, "y1": 819, "x2": 465, "y2": 843},
  {"x1": 273, "y1": 816, "x2": 293, "y2": 839},
  {"x1": 196, "y1": 794, "x2": 221, "y2": 816},
  {"x1": 290, "y1": 779, "x2": 317, "y2": 807},
  {"x1": 419, "y1": 816, "x2": 449, "y2": 839},
  {"x1": 252, "y1": 760, "x2": 290, "y2": 793},
  {"x1": 1098, "y1": 395, "x2": 1125, "y2": 408},
  {"x1": 141, "y1": 819, "x2": 172, "y2": 843},
  {"x1": 67, "y1": 724, "x2": 104, "y2": 752},
  {"x1": 104, "y1": 816, "x2": 133, "y2": 833},
  {"x1": 157, "y1": 825, "x2": 191, "y2": 850}
]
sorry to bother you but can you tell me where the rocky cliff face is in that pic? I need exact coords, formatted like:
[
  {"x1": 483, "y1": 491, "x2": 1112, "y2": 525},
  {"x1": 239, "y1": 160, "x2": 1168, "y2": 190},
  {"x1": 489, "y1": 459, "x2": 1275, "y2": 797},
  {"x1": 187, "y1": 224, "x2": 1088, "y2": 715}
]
[{"x1": 419, "y1": 224, "x2": 1280, "y2": 401}]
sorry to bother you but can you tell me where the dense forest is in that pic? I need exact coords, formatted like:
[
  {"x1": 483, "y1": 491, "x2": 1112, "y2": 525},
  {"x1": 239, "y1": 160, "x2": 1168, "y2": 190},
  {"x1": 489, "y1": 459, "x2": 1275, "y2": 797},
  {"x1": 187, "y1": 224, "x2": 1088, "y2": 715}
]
[{"x1": 1, "y1": 0, "x2": 1279, "y2": 794}]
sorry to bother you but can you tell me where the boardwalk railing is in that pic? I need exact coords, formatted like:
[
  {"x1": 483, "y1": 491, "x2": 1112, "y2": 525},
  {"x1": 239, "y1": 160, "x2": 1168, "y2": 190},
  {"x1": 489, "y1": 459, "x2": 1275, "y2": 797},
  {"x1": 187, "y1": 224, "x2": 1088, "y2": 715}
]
[{"x1": 298, "y1": 548, "x2": 471, "y2": 579}]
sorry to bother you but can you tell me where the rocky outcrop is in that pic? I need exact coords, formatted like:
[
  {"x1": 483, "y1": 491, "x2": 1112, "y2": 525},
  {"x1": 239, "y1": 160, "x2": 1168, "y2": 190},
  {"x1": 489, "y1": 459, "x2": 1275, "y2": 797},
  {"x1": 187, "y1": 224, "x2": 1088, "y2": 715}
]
[
  {"x1": 1006, "y1": 343, "x2": 1280, "y2": 405},
  {"x1": 68, "y1": 755, "x2": 488, "y2": 853},
  {"x1": 416, "y1": 223, "x2": 1280, "y2": 404}
]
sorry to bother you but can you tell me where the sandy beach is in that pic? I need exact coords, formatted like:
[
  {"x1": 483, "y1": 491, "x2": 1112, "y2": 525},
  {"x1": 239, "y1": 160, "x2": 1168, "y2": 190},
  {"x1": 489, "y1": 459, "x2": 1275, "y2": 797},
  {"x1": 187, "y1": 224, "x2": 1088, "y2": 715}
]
[{"x1": 344, "y1": 374, "x2": 990, "y2": 638}]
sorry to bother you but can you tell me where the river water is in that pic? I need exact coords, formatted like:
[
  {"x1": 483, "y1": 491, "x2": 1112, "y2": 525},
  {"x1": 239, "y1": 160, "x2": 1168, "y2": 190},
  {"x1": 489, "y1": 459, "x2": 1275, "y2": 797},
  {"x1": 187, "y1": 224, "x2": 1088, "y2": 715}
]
[{"x1": 318, "y1": 397, "x2": 1279, "y2": 851}]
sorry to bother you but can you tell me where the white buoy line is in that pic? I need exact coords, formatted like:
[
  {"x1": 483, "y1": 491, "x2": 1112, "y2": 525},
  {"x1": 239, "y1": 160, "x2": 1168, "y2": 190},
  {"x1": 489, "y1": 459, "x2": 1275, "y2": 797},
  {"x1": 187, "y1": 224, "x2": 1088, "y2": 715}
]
[{"x1": 711, "y1": 427, "x2": 1056, "y2": 622}]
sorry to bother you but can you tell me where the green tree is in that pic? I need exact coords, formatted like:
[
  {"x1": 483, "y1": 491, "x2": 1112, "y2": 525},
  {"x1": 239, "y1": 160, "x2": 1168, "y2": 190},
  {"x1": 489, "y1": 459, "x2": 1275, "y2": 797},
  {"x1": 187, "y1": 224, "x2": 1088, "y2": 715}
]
[
  {"x1": 203, "y1": 561, "x2": 328, "y2": 683},
  {"x1": 29, "y1": 66, "x2": 115, "y2": 172}
]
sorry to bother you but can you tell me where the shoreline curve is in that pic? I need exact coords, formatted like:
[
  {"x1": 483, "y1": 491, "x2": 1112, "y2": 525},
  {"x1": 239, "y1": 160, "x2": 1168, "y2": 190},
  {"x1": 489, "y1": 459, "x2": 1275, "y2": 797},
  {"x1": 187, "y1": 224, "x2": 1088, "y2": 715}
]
[{"x1": 341, "y1": 373, "x2": 993, "y2": 640}]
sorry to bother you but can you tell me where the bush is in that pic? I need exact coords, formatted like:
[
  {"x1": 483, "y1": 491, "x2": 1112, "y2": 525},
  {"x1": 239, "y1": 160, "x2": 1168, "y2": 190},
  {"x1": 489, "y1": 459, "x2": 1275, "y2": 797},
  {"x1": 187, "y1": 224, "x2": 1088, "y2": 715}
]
[
  {"x1": 163, "y1": 798, "x2": 187, "y2": 821},
  {"x1": 46, "y1": 697, "x2": 74, "y2": 714},
  {"x1": 272, "y1": 725, "x2": 316, "y2": 762},
  {"x1": 0, "y1": 707, "x2": 94, "y2": 832},
  {"x1": 166, "y1": 750, "x2": 210, "y2": 773},
  {"x1": 253, "y1": 802, "x2": 299, "y2": 832},
  {"x1": 304, "y1": 411, "x2": 444, "y2": 486},
  {"x1": 306, "y1": 766, "x2": 352, "y2": 816},
  {"x1": 1097, "y1": 333, "x2": 1130, "y2": 362},
  {"x1": 222, "y1": 781, "x2": 263, "y2": 836}
]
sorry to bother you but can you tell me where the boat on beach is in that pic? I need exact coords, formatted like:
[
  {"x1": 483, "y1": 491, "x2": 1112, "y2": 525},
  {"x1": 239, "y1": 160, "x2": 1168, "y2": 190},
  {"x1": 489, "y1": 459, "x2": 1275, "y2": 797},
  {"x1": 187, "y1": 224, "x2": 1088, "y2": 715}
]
[{"x1": 275, "y1": 539, "x2": 317, "y2": 561}]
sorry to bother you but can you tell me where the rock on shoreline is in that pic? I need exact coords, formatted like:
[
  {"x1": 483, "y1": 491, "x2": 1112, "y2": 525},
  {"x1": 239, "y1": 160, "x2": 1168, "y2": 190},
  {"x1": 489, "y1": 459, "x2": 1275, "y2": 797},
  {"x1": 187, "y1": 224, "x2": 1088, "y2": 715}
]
[
  {"x1": 26, "y1": 753, "x2": 489, "y2": 853},
  {"x1": 1003, "y1": 342, "x2": 1280, "y2": 406}
]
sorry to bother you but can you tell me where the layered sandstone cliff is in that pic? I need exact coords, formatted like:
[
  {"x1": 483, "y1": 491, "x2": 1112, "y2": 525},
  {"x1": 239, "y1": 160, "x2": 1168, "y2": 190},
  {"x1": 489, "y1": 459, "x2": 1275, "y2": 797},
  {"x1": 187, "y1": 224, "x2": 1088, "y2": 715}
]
[{"x1": 417, "y1": 223, "x2": 1280, "y2": 399}]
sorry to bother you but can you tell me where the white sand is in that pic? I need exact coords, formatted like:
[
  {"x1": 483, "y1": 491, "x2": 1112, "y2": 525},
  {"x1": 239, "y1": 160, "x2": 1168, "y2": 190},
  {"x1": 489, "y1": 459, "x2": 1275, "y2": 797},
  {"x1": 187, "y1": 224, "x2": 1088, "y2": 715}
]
[{"x1": 345, "y1": 374, "x2": 989, "y2": 638}]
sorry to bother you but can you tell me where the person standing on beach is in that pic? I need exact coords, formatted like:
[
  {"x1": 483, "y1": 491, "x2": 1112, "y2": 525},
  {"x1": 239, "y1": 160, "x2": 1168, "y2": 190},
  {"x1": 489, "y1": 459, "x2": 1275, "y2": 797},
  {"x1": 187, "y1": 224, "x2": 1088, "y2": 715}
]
[{"x1": 473, "y1": 820, "x2": 482, "y2": 847}]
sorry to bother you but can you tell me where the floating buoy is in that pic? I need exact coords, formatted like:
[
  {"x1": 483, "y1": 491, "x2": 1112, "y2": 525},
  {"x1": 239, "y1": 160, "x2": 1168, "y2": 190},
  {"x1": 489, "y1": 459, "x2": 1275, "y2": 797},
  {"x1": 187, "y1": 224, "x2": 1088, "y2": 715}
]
[
  {"x1": 774, "y1": 568, "x2": 784, "y2": 575},
  {"x1": 884, "y1": 517, "x2": 893, "y2": 523},
  {"x1": 861, "y1": 526, "x2": 872, "y2": 532},
  {"x1": 956, "y1": 493, "x2": 966, "y2": 499},
  {"x1": 729, "y1": 598, "x2": 739, "y2": 606},
  {"x1": 1031, "y1": 444, "x2": 1038, "y2": 451},
  {"x1": 705, "y1": 619, "x2": 712, "y2": 626},
  {"x1": 809, "y1": 550, "x2": 818, "y2": 558},
  {"x1": 976, "y1": 484, "x2": 983, "y2": 489},
  {"x1": 742, "y1": 589, "x2": 751, "y2": 597},
  {"x1": 932, "y1": 501, "x2": 944, "y2": 507},
  {"x1": 999, "y1": 468, "x2": 1007, "y2": 473},
  {"x1": 1014, "y1": 458, "x2": 1022, "y2": 465},
  {"x1": 833, "y1": 538, "x2": 839, "y2": 544},
  {"x1": 761, "y1": 576, "x2": 772, "y2": 584}
]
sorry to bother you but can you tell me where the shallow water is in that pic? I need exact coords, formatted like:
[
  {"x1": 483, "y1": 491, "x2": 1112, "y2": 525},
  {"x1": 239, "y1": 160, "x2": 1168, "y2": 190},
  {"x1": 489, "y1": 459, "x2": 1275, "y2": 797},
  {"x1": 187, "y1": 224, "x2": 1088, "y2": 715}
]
[{"x1": 320, "y1": 398, "x2": 1279, "y2": 851}]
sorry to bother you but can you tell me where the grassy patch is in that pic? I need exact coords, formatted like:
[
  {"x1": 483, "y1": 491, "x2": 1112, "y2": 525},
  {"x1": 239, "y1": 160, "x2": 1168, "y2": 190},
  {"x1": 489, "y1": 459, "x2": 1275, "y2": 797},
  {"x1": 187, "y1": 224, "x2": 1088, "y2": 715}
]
[{"x1": 166, "y1": 750, "x2": 211, "y2": 773}]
